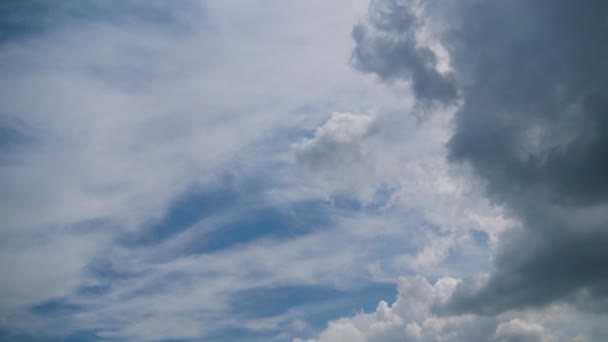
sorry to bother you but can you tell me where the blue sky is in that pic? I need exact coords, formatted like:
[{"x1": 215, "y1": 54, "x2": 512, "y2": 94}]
[{"x1": 2, "y1": 1, "x2": 607, "y2": 341}]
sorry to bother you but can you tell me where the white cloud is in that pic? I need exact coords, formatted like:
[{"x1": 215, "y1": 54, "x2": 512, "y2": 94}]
[
  {"x1": 493, "y1": 319, "x2": 554, "y2": 342},
  {"x1": 0, "y1": 229, "x2": 111, "y2": 313},
  {"x1": 296, "y1": 275, "x2": 592, "y2": 342},
  {"x1": 289, "y1": 99, "x2": 511, "y2": 235},
  {"x1": 294, "y1": 112, "x2": 380, "y2": 169},
  {"x1": 36, "y1": 203, "x2": 495, "y2": 341},
  {"x1": 0, "y1": 0, "x2": 391, "y2": 330},
  {"x1": 295, "y1": 276, "x2": 458, "y2": 342},
  {"x1": 287, "y1": 104, "x2": 508, "y2": 286}
]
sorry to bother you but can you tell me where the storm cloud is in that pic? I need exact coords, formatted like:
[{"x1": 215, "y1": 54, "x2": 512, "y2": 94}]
[
  {"x1": 351, "y1": 0, "x2": 457, "y2": 104},
  {"x1": 352, "y1": 0, "x2": 608, "y2": 314}
]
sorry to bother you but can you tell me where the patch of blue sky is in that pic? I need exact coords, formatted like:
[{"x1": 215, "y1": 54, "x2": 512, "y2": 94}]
[
  {"x1": 57, "y1": 330, "x2": 107, "y2": 342},
  {"x1": 327, "y1": 184, "x2": 400, "y2": 212},
  {"x1": 0, "y1": 118, "x2": 38, "y2": 165},
  {"x1": 230, "y1": 282, "x2": 396, "y2": 321},
  {"x1": 470, "y1": 228, "x2": 490, "y2": 246},
  {"x1": 22, "y1": 301, "x2": 107, "y2": 342},
  {"x1": 75, "y1": 283, "x2": 111, "y2": 298},
  {"x1": 78, "y1": 257, "x2": 151, "y2": 300},
  {"x1": 0, "y1": 0, "x2": 52, "y2": 42},
  {"x1": 181, "y1": 199, "x2": 332, "y2": 255},
  {"x1": 0, "y1": 330, "x2": 107, "y2": 342},
  {"x1": 202, "y1": 329, "x2": 284, "y2": 342},
  {"x1": 0, "y1": 0, "x2": 200, "y2": 43},
  {"x1": 197, "y1": 283, "x2": 398, "y2": 342},
  {"x1": 0, "y1": 122, "x2": 32, "y2": 147},
  {"x1": 201, "y1": 283, "x2": 398, "y2": 342},
  {"x1": 327, "y1": 192, "x2": 363, "y2": 211},
  {"x1": 117, "y1": 168, "x2": 334, "y2": 256},
  {"x1": 300, "y1": 284, "x2": 399, "y2": 333},
  {"x1": 122, "y1": 184, "x2": 241, "y2": 246},
  {"x1": 29, "y1": 299, "x2": 82, "y2": 316},
  {"x1": 85, "y1": 258, "x2": 143, "y2": 281}
]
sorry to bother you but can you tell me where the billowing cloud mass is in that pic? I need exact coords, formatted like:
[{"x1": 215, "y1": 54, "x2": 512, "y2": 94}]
[
  {"x1": 296, "y1": 276, "x2": 564, "y2": 342},
  {"x1": 351, "y1": 0, "x2": 608, "y2": 319},
  {"x1": 351, "y1": 0, "x2": 457, "y2": 104}
]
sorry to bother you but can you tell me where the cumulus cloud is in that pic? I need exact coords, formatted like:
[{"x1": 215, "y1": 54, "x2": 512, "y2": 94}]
[
  {"x1": 352, "y1": 0, "x2": 608, "y2": 315},
  {"x1": 288, "y1": 98, "x2": 509, "y2": 293},
  {"x1": 296, "y1": 275, "x2": 572, "y2": 342},
  {"x1": 294, "y1": 112, "x2": 380, "y2": 169},
  {"x1": 290, "y1": 100, "x2": 505, "y2": 236},
  {"x1": 493, "y1": 319, "x2": 554, "y2": 342}
]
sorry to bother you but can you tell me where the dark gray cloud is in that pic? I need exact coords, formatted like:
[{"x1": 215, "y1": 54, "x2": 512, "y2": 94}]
[
  {"x1": 446, "y1": 0, "x2": 608, "y2": 206},
  {"x1": 351, "y1": 0, "x2": 457, "y2": 104},
  {"x1": 444, "y1": 0, "x2": 608, "y2": 315},
  {"x1": 353, "y1": 0, "x2": 608, "y2": 315}
]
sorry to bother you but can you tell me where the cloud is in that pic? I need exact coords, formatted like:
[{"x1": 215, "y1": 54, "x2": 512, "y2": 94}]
[
  {"x1": 5, "y1": 0, "x2": 606, "y2": 340},
  {"x1": 0, "y1": 228, "x2": 111, "y2": 314},
  {"x1": 65, "y1": 208, "x2": 453, "y2": 340},
  {"x1": 290, "y1": 100, "x2": 505, "y2": 235},
  {"x1": 493, "y1": 319, "x2": 554, "y2": 342},
  {"x1": 294, "y1": 112, "x2": 380, "y2": 169},
  {"x1": 351, "y1": 0, "x2": 457, "y2": 104},
  {"x1": 296, "y1": 275, "x2": 575, "y2": 342},
  {"x1": 444, "y1": 0, "x2": 608, "y2": 315},
  {"x1": 0, "y1": 0, "x2": 411, "y2": 339},
  {"x1": 351, "y1": 0, "x2": 608, "y2": 315}
]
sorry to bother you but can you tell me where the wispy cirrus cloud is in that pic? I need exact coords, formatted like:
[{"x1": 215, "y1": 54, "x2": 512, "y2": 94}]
[{"x1": 2, "y1": 0, "x2": 477, "y2": 340}]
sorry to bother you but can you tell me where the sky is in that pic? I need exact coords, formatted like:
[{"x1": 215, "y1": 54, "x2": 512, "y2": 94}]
[{"x1": 1, "y1": 0, "x2": 607, "y2": 341}]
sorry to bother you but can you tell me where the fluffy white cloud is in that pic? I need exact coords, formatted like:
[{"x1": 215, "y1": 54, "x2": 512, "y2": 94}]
[
  {"x1": 290, "y1": 94, "x2": 512, "y2": 235},
  {"x1": 287, "y1": 104, "x2": 509, "y2": 283},
  {"x1": 296, "y1": 276, "x2": 456, "y2": 342},
  {"x1": 297, "y1": 275, "x2": 593, "y2": 342},
  {"x1": 295, "y1": 112, "x2": 380, "y2": 169},
  {"x1": 493, "y1": 319, "x2": 554, "y2": 342}
]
